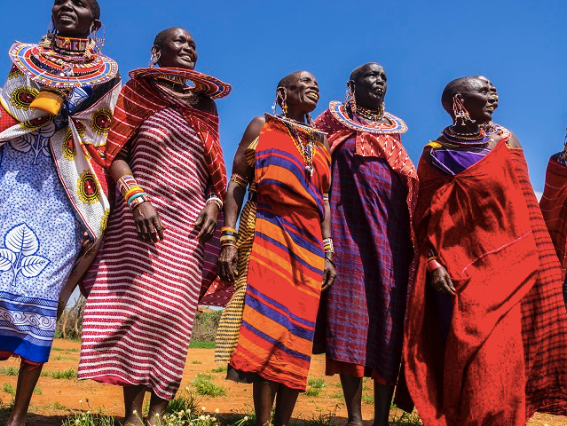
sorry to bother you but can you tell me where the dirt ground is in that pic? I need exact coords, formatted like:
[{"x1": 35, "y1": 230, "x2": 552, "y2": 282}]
[{"x1": 0, "y1": 339, "x2": 565, "y2": 425}]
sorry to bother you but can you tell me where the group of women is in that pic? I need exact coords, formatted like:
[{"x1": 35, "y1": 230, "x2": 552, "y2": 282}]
[{"x1": 2, "y1": 1, "x2": 567, "y2": 426}]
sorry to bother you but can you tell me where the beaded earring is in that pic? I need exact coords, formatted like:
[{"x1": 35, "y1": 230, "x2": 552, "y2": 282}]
[
  {"x1": 452, "y1": 94, "x2": 474, "y2": 126},
  {"x1": 149, "y1": 51, "x2": 161, "y2": 68},
  {"x1": 561, "y1": 121, "x2": 567, "y2": 164},
  {"x1": 306, "y1": 113, "x2": 314, "y2": 127},
  {"x1": 271, "y1": 98, "x2": 278, "y2": 115}
]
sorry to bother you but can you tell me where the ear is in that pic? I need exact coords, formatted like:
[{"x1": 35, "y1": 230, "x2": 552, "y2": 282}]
[
  {"x1": 347, "y1": 80, "x2": 355, "y2": 93},
  {"x1": 91, "y1": 19, "x2": 102, "y2": 34},
  {"x1": 276, "y1": 87, "x2": 287, "y2": 105}
]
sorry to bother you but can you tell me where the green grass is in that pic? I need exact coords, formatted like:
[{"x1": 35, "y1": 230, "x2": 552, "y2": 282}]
[
  {"x1": 2, "y1": 383, "x2": 15, "y2": 396},
  {"x1": 45, "y1": 402, "x2": 67, "y2": 410},
  {"x1": 52, "y1": 355, "x2": 75, "y2": 361},
  {"x1": 62, "y1": 411, "x2": 115, "y2": 425},
  {"x1": 329, "y1": 392, "x2": 343, "y2": 399},
  {"x1": 167, "y1": 388, "x2": 199, "y2": 414},
  {"x1": 362, "y1": 384, "x2": 371, "y2": 391},
  {"x1": 190, "y1": 340, "x2": 215, "y2": 349},
  {"x1": 0, "y1": 367, "x2": 19, "y2": 376},
  {"x1": 304, "y1": 388, "x2": 321, "y2": 397},
  {"x1": 211, "y1": 365, "x2": 227, "y2": 373},
  {"x1": 304, "y1": 409, "x2": 336, "y2": 426},
  {"x1": 41, "y1": 369, "x2": 77, "y2": 380},
  {"x1": 33, "y1": 386, "x2": 42, "y2": 395},
  {"x1": 390, "y1": 411, "x2": 423, "y2": 425},
  {"x1": 192, "y1": 373, "x2": 227, "y2": 397},
  {"x1": 362, "y1": 393, "x2": 374, "y2": 405},
  {"x1": 307, "y1": 377, "x2": 326, "y2": 389},
  {"x1": 51, "y1": 347, "x2": 78, "y2": 352},
  {"x1": 192, "y1": 360, "x2": 203, "y2": 365}
]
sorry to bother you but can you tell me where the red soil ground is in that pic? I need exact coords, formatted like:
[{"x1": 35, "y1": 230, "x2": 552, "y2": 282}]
[{"x1": 0, "y1": 339, "x2": 564, "y2": 425}]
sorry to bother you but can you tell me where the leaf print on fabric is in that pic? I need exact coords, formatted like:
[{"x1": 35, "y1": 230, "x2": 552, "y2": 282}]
[
  {"x1": 6, "y1": 224, "x2": 39, "y2": 256},
  {"x1": 10, "y1": 122, "x2": 55, "y2": 164},
  {"x1": 0, "y1": 224, "x2": 50, "y2": 285}
]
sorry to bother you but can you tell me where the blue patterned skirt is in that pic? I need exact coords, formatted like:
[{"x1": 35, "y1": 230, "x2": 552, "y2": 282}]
[{"x1": 0, "y1": 132, "x2": 82, "y2": 363}]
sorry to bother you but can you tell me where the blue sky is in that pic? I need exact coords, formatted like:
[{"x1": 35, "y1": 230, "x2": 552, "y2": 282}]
[{"x1": 1, "y1": 0, "x2": 565, "y2": 195}]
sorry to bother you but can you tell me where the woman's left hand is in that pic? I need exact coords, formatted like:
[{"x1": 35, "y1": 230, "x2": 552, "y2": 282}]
[
  {"x1": 194, "y1": 203, "x2": 219, "y2": 242},
  {"x1": 322, "y1": 257, "x2": 336, "y2": 291}
]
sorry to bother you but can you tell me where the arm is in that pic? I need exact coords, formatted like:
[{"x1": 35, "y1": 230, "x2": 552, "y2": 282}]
[
  {"x1": 320, "y1": 134, "x2": 337, "y2": 291},
  {"x1": 427, "y1": 247, "x2": 456, "y2": 296},
  {"x1": 217, "y1": 116, "x2": 265, "y2": 282},
  {"x1": 109, "y1": 155, "x2": 165, "y2": 243},
  {"x1": 193, "y1": 182, "x2": 221, "y2": 243}
]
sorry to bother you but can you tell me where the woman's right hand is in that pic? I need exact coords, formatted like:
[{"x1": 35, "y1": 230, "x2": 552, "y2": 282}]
[
  {"x1": 218, "y1": 245, "x2": 238, "y2": 283},
  {"x1": 133, "y1": 202, "x2": 165, "y2": 243},
  {"x1": 429, "y1": 265, "x2": 456, "y2": 296}
]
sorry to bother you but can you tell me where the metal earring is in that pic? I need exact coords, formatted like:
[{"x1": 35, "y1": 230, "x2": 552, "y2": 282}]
[
  {"x1": 149, "y1": 51, "x2": 161, "y2": 68},
  {"x1": 272, "y1": 98, "x2": 278, "y2": 115},
  {"x1": 452, "y1": 94, "x2": 474, "y2": 126}
]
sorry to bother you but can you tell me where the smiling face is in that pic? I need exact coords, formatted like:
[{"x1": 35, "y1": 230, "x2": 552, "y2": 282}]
[
  {"x1": 350, "y1": 63, "x2": 387, "y2": 110},
  {"x1": 153, "y1": 28, "x2": 198, "y2": 70},
  {"x1": 52, "y1": 0, "x2": 100, "y2": 39},
  {"x1": 278, "y1": 71, "x2": 320, "y2": 116}
]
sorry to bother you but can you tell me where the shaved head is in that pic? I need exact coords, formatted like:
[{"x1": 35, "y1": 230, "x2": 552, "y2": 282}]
[
  {"x1": 441, "y1": 77, "x2": 483, "y2": 114},
  {"x1": 277, "y1": 71, "x2": 304, "y2": 90},
  {"x1": 153, "y1": 27, "x2": 187, "y2": 49},
  {"x1": 85, "y1": 0, "x2": 100, "y2": 20},
  {"x1": 349, "y1": 62, "x2": 382, "y2": 83}
]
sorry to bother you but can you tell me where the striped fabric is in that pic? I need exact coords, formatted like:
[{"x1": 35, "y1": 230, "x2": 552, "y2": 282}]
[
  {"x1": 103, "y1": 73, "x2": 227, "y2": 198},
  {"x1": 229, "y1": 115, "x2": 331, "y2": 391},
  {"x1": 78, "y1": 106, "x2": 212, "y2": 400},
  {"x1": 540, "y1": 155, "x2": 567, "y2": 279},
  {"x1": 510, "y1": 149, "x2": 567, "y2": 419}
]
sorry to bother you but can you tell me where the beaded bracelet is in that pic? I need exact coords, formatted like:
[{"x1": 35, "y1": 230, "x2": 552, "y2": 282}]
[
  {"x1": 129, "y1": 194, "x2": 150, "y2": 210},
  {"x1": 117, "y1": 174, "x2": 138, "y2": 197},
  {"x1": 207, "y1": 195, "x2": 223, "y2": 212},
  {"x1": 427, "y1": 259, "x2": 443, "y2": 273},
  {"x1": 232, "y1": 173, "x2": 249, "y2": 188},
  {"x1": 323, "y1": 237, "x2": 334, "y2": 254}
]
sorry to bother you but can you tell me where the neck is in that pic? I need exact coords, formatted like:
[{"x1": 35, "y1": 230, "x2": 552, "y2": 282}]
[
  {"x1": 285, "y1": 110, "x2": 307, "y2": 124},
  {"x1": 52, "y1": 34, "x2": 90, "y2": 54},
  {"x1": 355, "y1": 100, "x2": 382, "y2": 112}
]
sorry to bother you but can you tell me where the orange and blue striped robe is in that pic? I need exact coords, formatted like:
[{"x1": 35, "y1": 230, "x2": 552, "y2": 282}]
[{"x1": 229, "y1": 114, "x2": 331, "y2": 391}]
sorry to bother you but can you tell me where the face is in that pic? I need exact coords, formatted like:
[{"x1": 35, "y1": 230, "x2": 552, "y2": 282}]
[
  {"x1": 279, "y1": 71, "x2": 320, "y2": 114},
  {"x1": 155, "y1": 28, "x2": 198, "y2": 70},
  {"x1": 458, "y1": 79, "x2": 496, "y2": 124},
  {"x1": 350, "y1": 63, "x2": 387, "y2": 110},
  {"x1": 52, "y1": 0, "x2": 99, "y2": 38},
  {"x1": 477, "y1": 75, "x2": 498, "y2": 110}
]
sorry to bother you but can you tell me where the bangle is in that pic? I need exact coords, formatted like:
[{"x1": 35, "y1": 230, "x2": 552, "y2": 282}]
[
  {"x1": 207, "y1": 195, "x2": 223, "y2": 211},
  {"x1": 128, "y1": 192, "x2": 145, "y2": 205},
  {"x1": 325, "y1": 257, "x2": 335, "y2": 267},
  {"x1": 221, "y1": 227, "x2": 237, "y2": 234},
  {"x1": 129, "y1": 194, "x2": 150, "y2": 210},
  {"x1": 427, "y1": 255, "x2": 438, "y2": 262},
  {"x1": 232, "y1": 173, "x2": 249, "y2": 188},
  {"x1": 427, "y1": 259, "x2": 443, "y2": 273},
  {"x1": 323, "y1": 237, "x2": 334, "y2": 253},
  {"x1": 117, "y1": 174, "x2": 138, "y2": 196}
]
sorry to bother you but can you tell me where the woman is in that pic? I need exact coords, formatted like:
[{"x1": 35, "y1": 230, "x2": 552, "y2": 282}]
[
  {"x1": 312, "y1": 62, "x2": 417, "y2": 426},
  {"x1": 77, "y1": 27, "x2": 230, "y2": 426},
  {"x1": 216, "y1": 71, "x2": 336, "y2": 426},
  {"x1": 0, "y1": 0, "x2": 119, "y2": 424},
  {"x1": 400, "y1": 76, "x2": 567, "y2": 425}
]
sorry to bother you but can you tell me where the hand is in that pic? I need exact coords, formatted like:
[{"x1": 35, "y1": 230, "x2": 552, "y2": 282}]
[
  {"x1": 132, "y1": 201, "x2": 165, "y2": 243},
  {"x1": 322, "y1": 256, "x2": 336, "y2": 291},
  {"x1": 429, "y1": 265, "x2": 456, "y2": 296},
  {"x1": 194, "y1": 203, "x2": 219, "y2": 243},
  {"x1": 217, "y1": 245, "x2": 238, "y2": 283}
]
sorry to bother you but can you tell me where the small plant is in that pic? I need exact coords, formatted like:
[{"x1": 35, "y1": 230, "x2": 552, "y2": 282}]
[
  {"x1": 192, "y1": 373, "x2": 226, "y2": 397},
  {"x1": 190, "y1": 341, "x2": 215, "y2": 349},
  {"x1": 362, "y1": 394, "x2": 374, "y2": 405},
  {"x1": 211, "y1": 365, "x2": 227, "y2": 373},
  {"x1": 304, "y1": 407, "x2": 337, "y2": 426},
  {"x1": 62, "y1": 411, "x2": 115, "y2": 425},
  {"x1": 192, "y1": 360, "x2": 203, "y2": 365},
  {"x1": 167, "y1": 388, "x2": 198, "y2": 414},
  {"x1": 46, "y1": 402, "x2": 67, "y2": 410},
  {"x1": 229, "y1": 405, "x2": 256, "y2": 426},
  {"x1": 307, "y1": 377, "x2": 326, "y2": 389},
  {"x1": 390, "y1": 411, "x2": 423, "y2": 425},
  {"x1": 52, "y1": 355, "x2": 74, "y2": 361},
  {"x1": 33, "y1": 386, "x2": 42, "y2": 395},
  {"x1": 0, "y1": 367, "x2": 19, "y2": 376},
  {"x1": 329, "y1": 392, "x2": 343, "y2": 399},
  {"x1": 42, "y1": 369, "x2": 77, "y2": 379},
  {"x1": 51, "y1": 347, "x2": 78, "y2": 352},
  {"x1": 362, "y1": 384, "x2": 371, "y2": 391},
  {"x1": 2, "y1": 383, "x2": 15, "y2": 396},
  {"x1": 304, "y1": 388, "x2": 321, "y2": 397}
]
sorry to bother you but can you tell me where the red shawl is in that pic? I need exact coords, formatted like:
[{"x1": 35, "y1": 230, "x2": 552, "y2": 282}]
[
  {"x1": 403, "y1": 142, "x2": 539, "y2": 425},
  {"x1": 400, "y1": 142, "x2": 567, "y2": 424},
  {"x1": 540, "y1": 155, "x2": 567, "y2": 279},
  {"x1": 104, "y1": 77, "x2": 227, "y2": 198}
]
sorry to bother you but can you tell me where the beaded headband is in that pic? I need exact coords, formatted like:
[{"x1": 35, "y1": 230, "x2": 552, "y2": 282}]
[
  {"x1": 129, "y1": 67, "x2": 231, "y2": 99},
  {"x1": 329, "y1": 101, "x2": 408, "y2": 134}
]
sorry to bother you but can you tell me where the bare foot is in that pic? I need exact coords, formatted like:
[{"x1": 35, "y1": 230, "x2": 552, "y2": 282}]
[
  {"x1": 346, "y1": 419, "x2": 364, "y2": 426},
  {"x1": 5, "y1": 413, "x2": 25, "y2": 426}
]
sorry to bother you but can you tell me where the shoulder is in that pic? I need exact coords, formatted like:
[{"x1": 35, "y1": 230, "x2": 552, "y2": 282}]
[{"x1": 505, "y1": 130, "x2": 522, "y2": 148}]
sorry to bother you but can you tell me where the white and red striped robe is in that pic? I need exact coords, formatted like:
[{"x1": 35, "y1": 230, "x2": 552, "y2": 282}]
[{"x1": 78, "y1": 105, "x2": 211, "y2": 399}]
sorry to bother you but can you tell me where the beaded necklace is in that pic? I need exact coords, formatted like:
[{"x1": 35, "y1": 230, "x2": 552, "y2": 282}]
[
  {"x1": 353, "y1": 103, "x2": 385, "y2": 122},
  {"x1": 275, "y1": 115, "x2": 318, "y2": 176},
  {"x1": 442, "y1": 125, "x2": 491, "y2": 146}
]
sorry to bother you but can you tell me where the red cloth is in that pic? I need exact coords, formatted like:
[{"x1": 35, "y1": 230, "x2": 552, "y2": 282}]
[
  {"x1": 540, "y1": 155, "x2": 567, "y2": 279},
  {"x1": 403, "y1": 142, "x2": 539, "y2": 425},
  {"x1": 104, "y1": 76, "x2": 227, "y2": 198}
]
